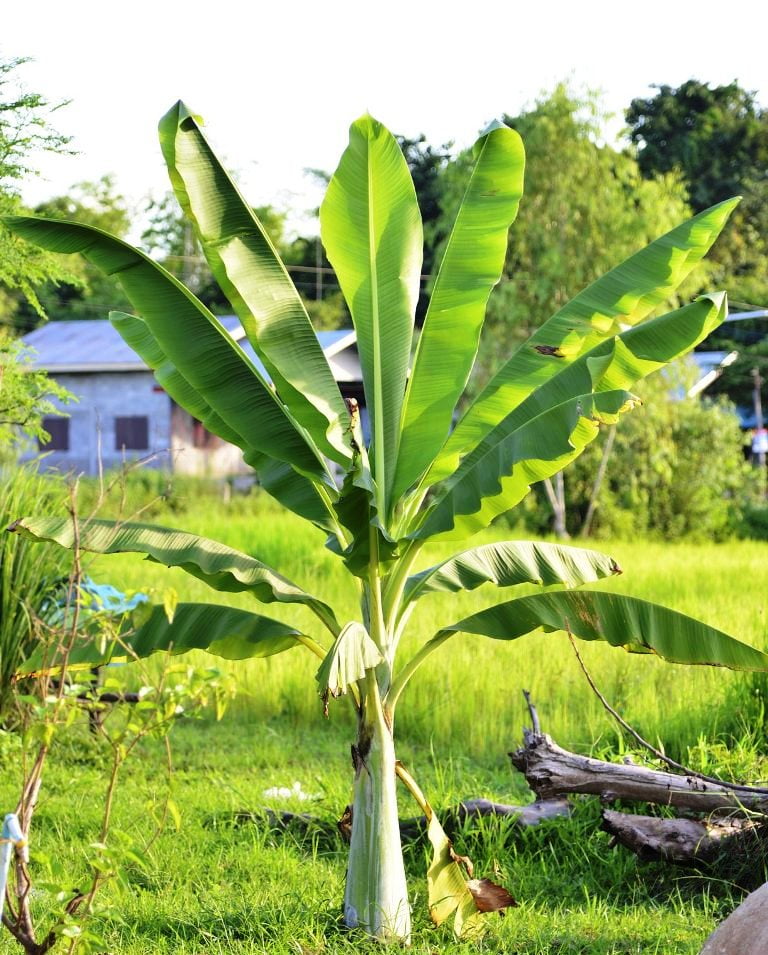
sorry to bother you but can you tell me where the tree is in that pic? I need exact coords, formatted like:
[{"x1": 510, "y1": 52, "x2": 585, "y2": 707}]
[
  {"x1": 0, "y1": 55, "x2": 80, "y2": 330},
  {"x1": 626, "y1": 80, "x2": 768, "y2": 305},
  {"x1": 541, "y1": 362, "x2": 752, "y2": 540},
  {"x1": 433, "y1": 87, "x2": 694, "y2": 396},
  {"x1": 6, "y1": 104, "x2": 767, "y2": 945},
  {"x1": 20, "y1": 175, "x2": 134, "y2": 322},
  {"x1": 0, "y1": 333, "x2": 71, "y2": 463}
]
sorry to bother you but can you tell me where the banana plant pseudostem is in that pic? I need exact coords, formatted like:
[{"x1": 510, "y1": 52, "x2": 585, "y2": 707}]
[{"x1": 5, "y1": 103, "x2": 768, "y2": 944}]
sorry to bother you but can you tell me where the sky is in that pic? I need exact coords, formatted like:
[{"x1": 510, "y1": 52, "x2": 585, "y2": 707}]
[{"x1": 3, "y1": 0, "x2": 767, "y2": 236}]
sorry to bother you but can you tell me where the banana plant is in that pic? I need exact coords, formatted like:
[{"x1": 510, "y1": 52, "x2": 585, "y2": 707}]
[{"x1": 5, "y1": 103, "x2": 768, "y2": 944}]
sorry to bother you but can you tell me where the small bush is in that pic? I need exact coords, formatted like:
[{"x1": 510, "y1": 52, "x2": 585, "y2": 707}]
[{"x1": 524, "y1": 363, "x2": 756, "y2": 540}]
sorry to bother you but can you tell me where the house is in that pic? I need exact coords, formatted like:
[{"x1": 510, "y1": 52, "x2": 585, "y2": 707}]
[{"x1": 21, "y1": 318, "x2": 363, "y2": 477}]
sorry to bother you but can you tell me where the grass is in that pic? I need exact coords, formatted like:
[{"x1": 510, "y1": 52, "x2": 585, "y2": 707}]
[
  {"x1": 0, "y1": 718, "x2": 758, "y2": 954},
  {"x1": 3, "y1": 486, "x2": 768, "y2": 952},
  {"x1": 78, "y1": 491, "x2": 768, "y2": 761}
]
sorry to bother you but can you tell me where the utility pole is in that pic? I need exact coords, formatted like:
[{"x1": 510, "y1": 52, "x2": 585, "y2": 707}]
[
  {"x1": 315, "y1": 235, "x2": 323, "y2": 304},
  {"x1": 751, "y1": 366, "x2": 766, "y2": 470}
]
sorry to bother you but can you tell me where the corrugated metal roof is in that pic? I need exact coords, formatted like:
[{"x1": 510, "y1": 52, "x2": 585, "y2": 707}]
[{"x1": 22, "y1": 317, "x2": 355, "y2": 375}]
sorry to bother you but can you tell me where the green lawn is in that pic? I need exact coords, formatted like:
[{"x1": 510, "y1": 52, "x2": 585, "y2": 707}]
[{"x1": 3, "y1": 493, "x2": 767, "y2": 953}]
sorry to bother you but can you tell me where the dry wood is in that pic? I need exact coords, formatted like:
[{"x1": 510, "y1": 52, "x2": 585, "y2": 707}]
[
  {"x1": 510, "y1": 730, "x2": 768, "y2": 814},
  {"x1": 601, "y1": 809, "x2": 763, "y2": 865}
]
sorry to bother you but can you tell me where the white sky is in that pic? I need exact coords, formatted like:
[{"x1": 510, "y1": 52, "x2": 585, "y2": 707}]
[{"x1": 3, "y1": 0, "x2": 767, "y2": 236}]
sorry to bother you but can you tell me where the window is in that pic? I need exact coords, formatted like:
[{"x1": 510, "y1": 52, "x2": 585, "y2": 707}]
[
  {"x1": 38, "y1": 417, "x2": 69, "y2": 451},
  {"x1": 115, "y1": 416, "x2": 149, "y2": 451},
  {"x1": 192, "y1": 418, "x2": 220, "y2": 449}
]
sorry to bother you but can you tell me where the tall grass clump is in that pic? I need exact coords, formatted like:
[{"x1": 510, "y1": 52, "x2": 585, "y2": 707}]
[{"x1": 0, "y1": 466, "x2": 68, "y2": 716}]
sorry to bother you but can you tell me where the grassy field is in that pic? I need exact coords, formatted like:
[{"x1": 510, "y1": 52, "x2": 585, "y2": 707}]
[
  {"x1": 2, "y1": 489, "x2": 767, "y2": 953},
  {"x1": 78, "y1": 491, "x2": 768, "y2": 760}
]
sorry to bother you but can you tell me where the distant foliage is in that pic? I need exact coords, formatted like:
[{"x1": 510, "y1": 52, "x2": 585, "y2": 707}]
[
  {"x1": 433, "y1": 86, "x2": 694, "y2": 394},
  {"x1": 527, "y1": 364, "x2": 754, "y2": 541},
  {"x1": 0, "y1": 56, "x2": 80, "y2": 328},
  {"x1": 627, "y1": 79, "x2": 768, "y2": 307},
  {"x1": 0, "y1": 333, "x2": 72, "y2": 463}
]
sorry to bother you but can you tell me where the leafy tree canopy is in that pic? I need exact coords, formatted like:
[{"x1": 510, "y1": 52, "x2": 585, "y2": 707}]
[
  {"x1": 0, "y1": 55, "x2": 80, "y2": 329},
  {"x1": 626, "y1": 79, "x2": 768, "y2": 307},
  {"x1": 433, "y1": 85, "x2": 693, "y2": 392},
  {"x1": 0, "y1": 332, "x2": 72, "y2": 462}
]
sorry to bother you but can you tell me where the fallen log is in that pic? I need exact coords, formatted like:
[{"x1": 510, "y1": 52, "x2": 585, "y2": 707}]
[
  {"x1": 601, "y1": 809, "x2": 764, "y2": 865},
  {"x1": 510, "y1": 730, "x2": 768, "y2": 815},
  {"x1": 398, "y1": 796, "x2": 571, "y2": 840}
]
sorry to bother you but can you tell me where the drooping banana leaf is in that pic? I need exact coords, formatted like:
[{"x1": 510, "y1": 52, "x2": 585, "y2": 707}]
[
  {"x1": 18, "y1": 602, "x2": 303, "y2": 676},
  {"x1": 411, "y1": 390, "x2": 639, "y2": 541},
  {"x1": 110, "y1": 311, "x2": 338, "y2": 531},
  {"x1": 2, "y1": 215, "x2": 327, "y2": 481},
  {"x1": 391, "y1": 122, "x2": 525, "y2": 505},
  {"x1": 321, "y1": 116, "x2": 423, "y2": 514},
  {"x1": 438, "y1": 590, "x2": 768, "y2": 670},
  {"x1": 403, "y1": 541, "x2": 621, "y2": 608},
  {"x1": 158, "y1": 102, "x2": 352, "y2": 465},
  {"x1": 426, "y1": 199, "x2": 739, "y2": 486},
  {"x1": 9, "y1": 516, "x2": 338, "y2": 633},
  {"x1": 111, "y1": 310, "x2": 243, "y2": 446}
]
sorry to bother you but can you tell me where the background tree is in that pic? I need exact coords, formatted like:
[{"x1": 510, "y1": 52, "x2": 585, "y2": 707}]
[
  {"x1": 16, "y1": 175, "x2": 134, "y2": 322},
  {"x1": 626, "y1": 79, "x2": 768, "y2": 307},
  {"x1": 0, "y1": 55, "x2": 80, "y2": 331},
  {"x1": 0, "y1": 333, "x2": 71, "y2": 463},
  {"x1": 433, "y1": 86, "x2": 694, "y2": 396},
  {"x1": 521, "y1": 362, "x2": 753, "y2": 540}
]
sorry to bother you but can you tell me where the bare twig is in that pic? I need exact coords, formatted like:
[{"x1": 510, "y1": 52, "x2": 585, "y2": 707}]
[
  {"x1": 567, "y1": 628, "x2": 768, "y2": 796},
  {"x1": 522, "y1": 689, "x2": 541, "y2": 735}
]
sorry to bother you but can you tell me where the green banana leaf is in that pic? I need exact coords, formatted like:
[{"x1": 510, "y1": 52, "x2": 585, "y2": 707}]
[
  {"x1": 2, "y1": 215, "x2": 327, "y2": 481},
  {"x1": 110, "y1": 312, "x2": 338, "y2": 531},
  {"x1": 412, "y1": 390, "x2": 638, "y2": 541},
  {"x1": 111, "y1": 311, "x2": 243, "y2": 447},
  {"x1": 392, "y1": 122, "x2": 525, "y2": 504},
  {"x1": 18, "y1": 602, "x2": 303, "y2": 675},
  {"x1": 426, "y1": 199, "x2": 739, "y2": 486},
  {"x1": 9, "y1": 516, "x2": 338, "y2": 632},
  {"x1": 321, "y1": 116, "x2": 422, "y2": 514},
  {"x1": 158, "y1": 102, "x2": 352, "y2": 465},
  {"x1": 428, "y1": 292, "x2": 727, "y2": 513},
  {"x1": 439, "y1": 590, "x2": 768, "y2": 670},
  {"x1": 403, "y1": 541, "x2": 620, "y2": 607}
]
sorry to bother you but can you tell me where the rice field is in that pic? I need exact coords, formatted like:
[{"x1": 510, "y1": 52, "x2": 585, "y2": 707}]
[{"x1": 79, "y1": 492, "x2": 768, "y2": 762}]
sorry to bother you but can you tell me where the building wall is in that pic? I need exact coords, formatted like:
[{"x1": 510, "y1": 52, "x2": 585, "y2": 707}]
[
  {"x1": 30, "y1": 371, "x2": 173, "y2": 474},
  {"x1": 170, "y1": 405, "x2": 249, "y2": 477}
]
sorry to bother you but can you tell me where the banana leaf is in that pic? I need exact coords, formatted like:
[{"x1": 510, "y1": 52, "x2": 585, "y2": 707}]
[
  {"x1": 321, "y1": 116, "x2": 422, "y2": 514},
  {"x1": 392, "y1": 122, "x2": 525, "y2": 503},
  {"x1": 18, "y1": 602, "x2": 303, "y2": 675},
  {"x1": 110, "y1": 311, "x2": 338, "y2": 530},
  {"x1": 158, "y1": 102, "x2": 352, "y2": 464},
  {"x1": 2, "y1": 215, "x2": 327, "y2": 480},
  {"x1": 427, "y1": 199, "x2": 739, "y2": 485},
  {"x1": 403, "y1": 541, "x2": 620, "y2": 607},
  {"x1": 9, "y1": 516, "x2": 338, "y2": 631},
  {"x1": 439, "y1": 590, "x2": 768, "y2": 670}
]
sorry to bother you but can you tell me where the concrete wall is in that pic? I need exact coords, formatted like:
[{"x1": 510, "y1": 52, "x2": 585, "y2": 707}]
[
  {"x1": 31, "y1": 371, "x2": 173, "y2": 474},
  {"x1": 170, "y1": 404, "x2": 249, "y2": 477}
]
